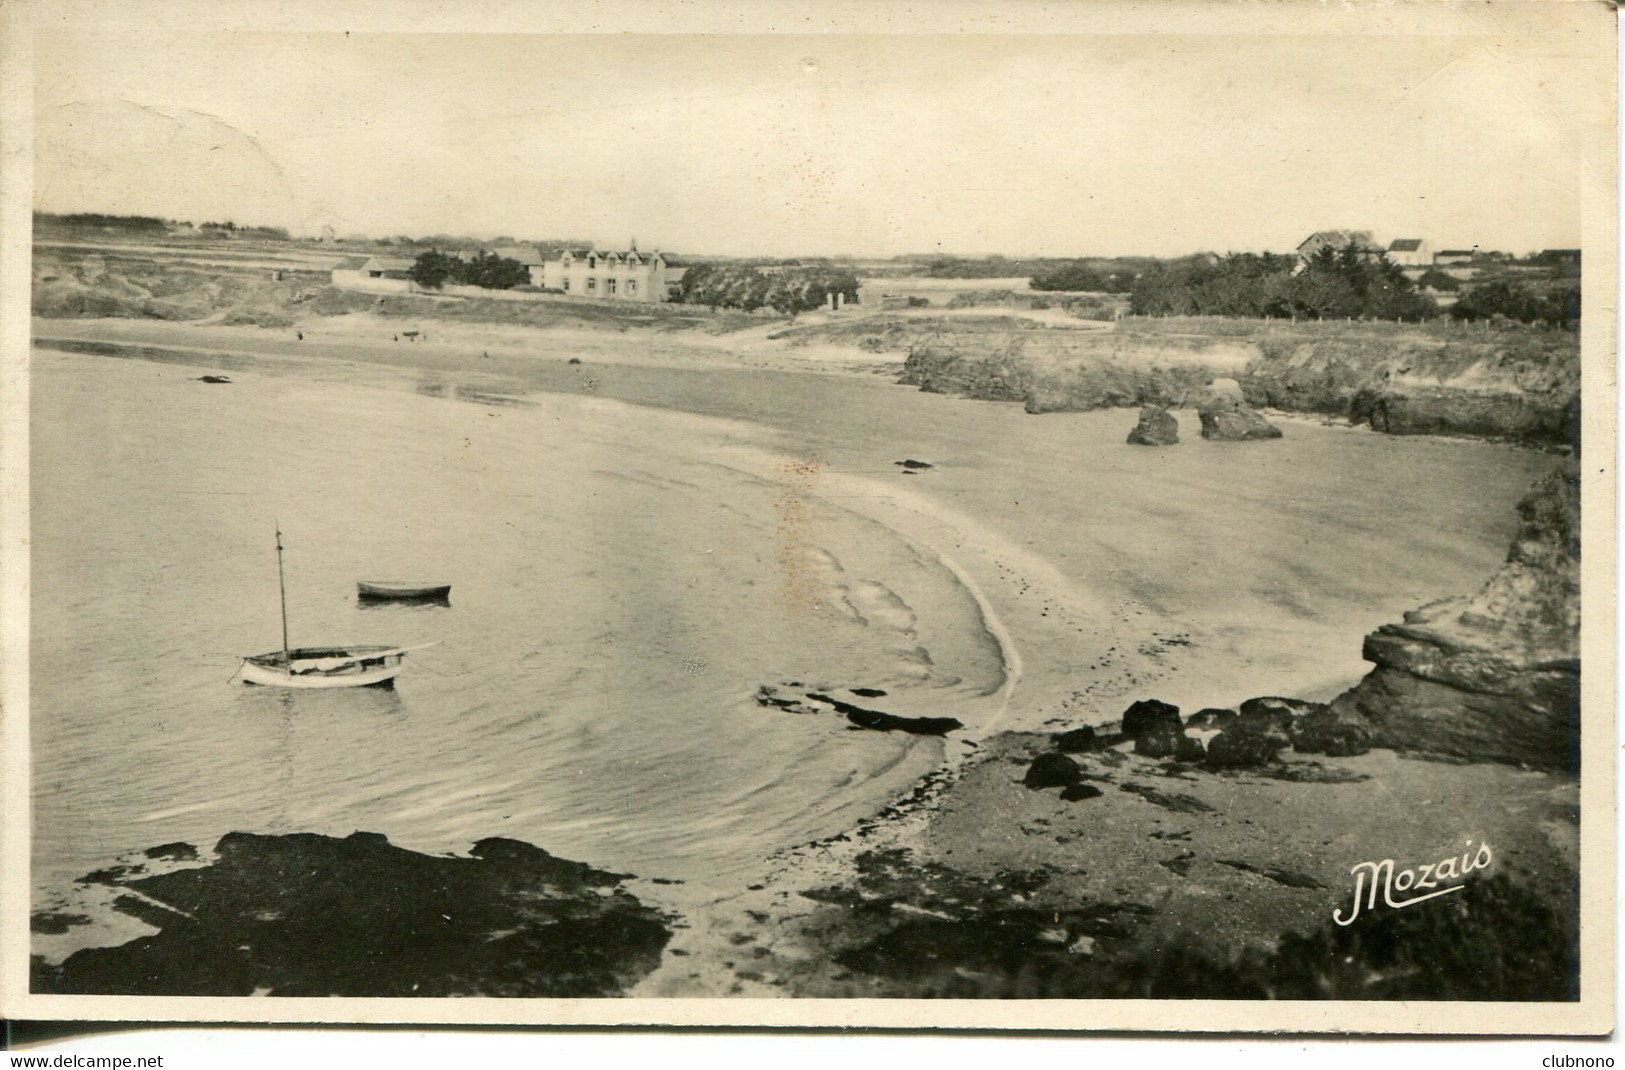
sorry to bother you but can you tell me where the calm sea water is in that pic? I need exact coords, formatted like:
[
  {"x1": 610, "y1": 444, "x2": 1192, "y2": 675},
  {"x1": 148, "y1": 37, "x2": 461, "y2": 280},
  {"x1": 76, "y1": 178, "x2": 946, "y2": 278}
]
[
  {"x1": 29, "y1": 339, "x2": 1554, "y2": 937},
  {"x1": 29, "y1": 349, "x2": 1005, "y2": 922}
]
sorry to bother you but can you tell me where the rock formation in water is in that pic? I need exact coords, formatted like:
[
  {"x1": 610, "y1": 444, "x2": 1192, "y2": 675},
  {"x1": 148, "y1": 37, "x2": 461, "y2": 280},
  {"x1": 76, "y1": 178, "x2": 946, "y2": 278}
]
[
  {"x1": 899, "y1": 325, "x2": 1577, "y2": 445},
  {"x1": 32, "y1": 831, "x2": 672, "y2": 997},
  {"x1": 1198, "y1": 393, "x2": 1283, "y2": 441},
  {"x1": 1329, "y1": 461, "x2": 1580, "y2": 769},
  {"x1": 1126, "y1": 405, "x2": 1179, "y2": 445}
]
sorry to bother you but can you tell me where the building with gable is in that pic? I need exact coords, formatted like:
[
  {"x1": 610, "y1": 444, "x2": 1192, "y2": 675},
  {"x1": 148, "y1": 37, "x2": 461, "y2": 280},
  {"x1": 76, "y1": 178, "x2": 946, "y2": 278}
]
[
  {"x1": 1386, "y1": 238, "x2": 1430, "y2": 267},
  {"x1": 541, "y1": 243, "x2": 676, "y2": 302},
  {"x1": 1295, "y1": 230, "x2": 1386, "y2": 268}
]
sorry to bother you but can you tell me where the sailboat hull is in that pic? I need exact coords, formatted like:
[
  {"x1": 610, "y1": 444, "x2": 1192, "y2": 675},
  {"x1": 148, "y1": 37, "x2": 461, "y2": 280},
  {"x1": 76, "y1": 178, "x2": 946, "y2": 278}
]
[{"x1": 239, "y1": 646, "x2": 407, "y2": 689}]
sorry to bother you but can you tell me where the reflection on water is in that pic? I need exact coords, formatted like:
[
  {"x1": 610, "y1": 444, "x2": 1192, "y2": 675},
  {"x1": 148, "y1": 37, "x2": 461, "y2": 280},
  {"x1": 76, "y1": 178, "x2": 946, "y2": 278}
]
[
  {"x1": 357, "y1": 594, "x2": 452, "y2": 610},
  {"x1": 30, "y1": 349, "x2": 999, "y2": 919}
]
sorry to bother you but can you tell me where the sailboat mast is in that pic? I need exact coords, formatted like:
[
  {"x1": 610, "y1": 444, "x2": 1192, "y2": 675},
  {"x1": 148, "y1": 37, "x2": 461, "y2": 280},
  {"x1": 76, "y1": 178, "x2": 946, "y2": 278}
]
[{"x1": 275, "y1": 523, "x2": 292, "y2": 673}]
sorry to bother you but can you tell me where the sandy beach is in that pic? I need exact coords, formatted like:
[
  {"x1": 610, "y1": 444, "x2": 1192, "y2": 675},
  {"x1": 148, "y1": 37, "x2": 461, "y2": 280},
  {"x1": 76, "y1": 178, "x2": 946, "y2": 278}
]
[{"x1": 30, "y1": 314, "x2": 1571, "y2": 998}]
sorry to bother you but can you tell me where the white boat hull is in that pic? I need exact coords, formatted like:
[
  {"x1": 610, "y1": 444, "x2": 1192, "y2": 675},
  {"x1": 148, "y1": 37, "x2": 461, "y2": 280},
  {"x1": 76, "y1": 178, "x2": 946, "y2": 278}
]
[{"x1": 239, "y1": 646, "x2": 408, "y2": 689}]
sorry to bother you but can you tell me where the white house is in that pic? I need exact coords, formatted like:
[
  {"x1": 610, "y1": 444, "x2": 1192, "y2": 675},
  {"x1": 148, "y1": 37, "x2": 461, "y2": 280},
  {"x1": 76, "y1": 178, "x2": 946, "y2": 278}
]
[
  {"x1": 1386, "y1": 238, "x2": 1430, "y2": 267},
  {"x1": 541, "y1": 244, "x2": 675, "y2": 302}
]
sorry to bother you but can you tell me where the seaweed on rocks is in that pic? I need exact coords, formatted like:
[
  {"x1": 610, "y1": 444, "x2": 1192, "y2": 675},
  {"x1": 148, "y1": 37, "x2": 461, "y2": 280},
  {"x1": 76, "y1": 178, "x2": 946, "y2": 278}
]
[
  {"x1": 807, "y1": 692, "x2": 963, "y2": 735},
  {"x1": 32, "y1": 831, "x2": 672, "y2": 997}
]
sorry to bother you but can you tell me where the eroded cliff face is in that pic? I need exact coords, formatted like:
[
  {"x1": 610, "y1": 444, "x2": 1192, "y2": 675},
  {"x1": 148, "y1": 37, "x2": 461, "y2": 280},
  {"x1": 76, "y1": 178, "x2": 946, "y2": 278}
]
[
  {"x1": 899, "y1": 323, "x2": 1579, "y2": 446},
  {"x1": 1329, "y1": 461, "x2": 1580, "y2": 769}
]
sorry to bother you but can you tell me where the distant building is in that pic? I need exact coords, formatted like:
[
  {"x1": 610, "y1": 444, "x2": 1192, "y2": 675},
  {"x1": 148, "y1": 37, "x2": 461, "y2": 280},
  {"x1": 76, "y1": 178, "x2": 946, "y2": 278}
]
[
  {"x1": 457, "y1": 245, "x2": 547, "y2": 284},
  {"x1": 1386, "y1": 238, "x2": 1430, "y2": 267},
  {"x1": 541, "y1": 243, "x2": 675, "y2": 302},
  {"x1": 363, "y1": 256, "x2": 417, "y2": 279},
  {"x1": 331, "y1": 255, "x2": 417, "y2": 293},
  {"x1": 1296, "y1": 229, "x2": 1385, "y2": 267},
  {"x1": 1433, "y1": 249, "x2": 1477, "y2": 266}
]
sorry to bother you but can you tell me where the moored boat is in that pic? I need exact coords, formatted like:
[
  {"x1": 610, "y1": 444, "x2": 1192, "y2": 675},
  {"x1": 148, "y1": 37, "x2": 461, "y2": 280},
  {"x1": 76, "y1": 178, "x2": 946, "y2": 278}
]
[
  {"x1": 357, "y1": 580, "x2": 453, "y2": 601},
  {"x1": 239, "y1": 645, "x2": 410, "y2": 688},
  {"x1": 236, "y1": 525, "x2": 431, "y2": 690}
]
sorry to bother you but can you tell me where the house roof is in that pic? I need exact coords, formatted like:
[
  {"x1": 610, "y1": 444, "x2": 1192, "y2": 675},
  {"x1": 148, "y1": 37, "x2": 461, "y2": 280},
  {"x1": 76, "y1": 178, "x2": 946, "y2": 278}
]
[
  {"x1": 1436, "y1": 249, "x2": 1476, "y2": 257},
  {"x1": 332, "y1": 256, "x2": 370, "y2": 271},
  {"x1": 490, "y1": 245, "x2": 544, "y2": 265},
  {"x1": 1297, "y1": 229, "x2": 1381, "y2": 254},
  {"x1": 555, "y1": 247, "x2": 671, "y2": 265},
  {"x1": 364, "y1": 256, "x2": 418, "y2": 272},
  {"x1": 1388, "y1": 239, "x2": 1424, "y2": 252}
]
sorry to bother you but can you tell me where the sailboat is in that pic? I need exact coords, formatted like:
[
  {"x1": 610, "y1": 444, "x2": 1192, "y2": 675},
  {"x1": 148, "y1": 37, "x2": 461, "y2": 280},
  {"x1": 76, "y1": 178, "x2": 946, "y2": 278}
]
[{"x1": 238, "y1": 526, "x2": 428, "y2": 689}]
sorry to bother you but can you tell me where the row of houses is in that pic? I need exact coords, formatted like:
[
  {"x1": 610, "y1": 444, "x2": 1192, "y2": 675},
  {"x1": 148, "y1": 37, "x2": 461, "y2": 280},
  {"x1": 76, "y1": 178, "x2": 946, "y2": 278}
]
[
  {"x1": 330, "y1": 242, "x2": 685, "y2": 302},
  {"x1": 1295, "y1": 230, "x2": 1580, "y2": 270}
]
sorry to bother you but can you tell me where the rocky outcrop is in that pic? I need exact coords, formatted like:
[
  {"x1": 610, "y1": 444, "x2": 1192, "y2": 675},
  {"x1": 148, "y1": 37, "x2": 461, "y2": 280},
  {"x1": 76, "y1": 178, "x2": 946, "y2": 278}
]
[
  {"x1": 899, "y1": 323, "x2": 1578, "y2": 446},
  {"x1": 1054, "y1": 726, "x2": 1098, "y2": 753},
  {"x1": 1350, "y1": 387, "x2": 1577, "y2": 443},
  {"x1": 1120, "y1": 699, "x2": 1181, "y2": 740},
  {"x1": 33, "y1": 831, "x2": 672, "y2": 997},
  {"x1": 1198, "y1": 395, "x2": 1283, "y2": 441},
  {"x1": 1024, "y1": 752, "x2": 1084, "y2": 789},
  {"x1": 1330, "y1": 462, "x2": 1580, "y2": 769},
  {"x1": 1126, "y1": 405, "x2": 1179, "y2": 445},
  {"x1": 1206, "y1": 730, "x2": 1282, "y2": 769},
  {"x1": 806, "y1": 692, "x2": 963, "y2": 735}
]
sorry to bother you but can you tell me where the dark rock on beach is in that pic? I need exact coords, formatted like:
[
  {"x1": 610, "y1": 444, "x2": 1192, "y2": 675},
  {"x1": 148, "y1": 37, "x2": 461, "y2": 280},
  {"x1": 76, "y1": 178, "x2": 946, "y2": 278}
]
[
  {"x1": 1053, "y1": 725, "x2": 1097, "y2": 753},
  {"x1": 1126, "y1": 405, "x2": 1179, "y2": 446},
  {"x1": 1291, "y1": 710, "x2": 1373, "y2": 757},
  {"x1": 31, "y1": 911, "x2": 93, "y2": 935},
  {"x1": 807, "y1": 692, "x2": 963, "y2": 735},
  {"x1": 143, "y1": 841, "x2": 199, "y2": 862},
  {"x1": 845, "y1": 708, "x2": 964, "y2": 736},
  {"x1": 1173, "y1": 736, "x2": 1207, "y2": 763},
  {"x1": 1205, "y1": 730, "x2": 1281, "y2": 769},
  {"x1": 894, "y1": 459, "x2": 934, "y2": 470},
  {"x1": 1121, "y1": 699, "x2": 1181, "y2": 740},
  {"x1": 1133, "y1": 727, "x2": 1183, "y2": 759},
  {"x1": 1185, "y1": 707, "x2": 1236, "y2": 730},
  {"x1": 32, "y1": 831, "x2": 671, "y2": 997},
  {"x1": 1198, "y1": 394, "x2": 1282, "y2": 441},
  {"x1": 1060, "y1": 782, "x2": 1105, "y2": 802},
  {"x1": 1024, "y1": 752, "x2": 1083, "y2": 789}
]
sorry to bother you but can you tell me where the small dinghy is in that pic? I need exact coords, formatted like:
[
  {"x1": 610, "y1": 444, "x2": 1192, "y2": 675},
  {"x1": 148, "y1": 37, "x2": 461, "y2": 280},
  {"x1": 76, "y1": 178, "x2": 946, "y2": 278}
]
[
  {"x1": 236, "y1": 526, "x2": 432, "y2": 689},
  {"x1": 357, "y1": 580, "x2": 452, "y2": 602}
]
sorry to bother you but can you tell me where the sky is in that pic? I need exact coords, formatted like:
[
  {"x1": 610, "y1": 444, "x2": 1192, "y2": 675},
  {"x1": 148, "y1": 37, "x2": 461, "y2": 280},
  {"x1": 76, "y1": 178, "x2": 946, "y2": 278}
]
[{"x1": 29, "y1": 19, "x2": 1611, "y2": 258}]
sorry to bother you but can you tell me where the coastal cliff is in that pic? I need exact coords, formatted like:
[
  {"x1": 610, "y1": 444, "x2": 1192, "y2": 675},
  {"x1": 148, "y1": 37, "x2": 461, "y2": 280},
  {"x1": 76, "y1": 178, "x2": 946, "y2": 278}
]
[
  {"x1": 900, "y1": 319, "x2": 1579, "y2": 446},
  {"x1": 1329, "y1": 460, "x2": 1580, "y2": 769}
]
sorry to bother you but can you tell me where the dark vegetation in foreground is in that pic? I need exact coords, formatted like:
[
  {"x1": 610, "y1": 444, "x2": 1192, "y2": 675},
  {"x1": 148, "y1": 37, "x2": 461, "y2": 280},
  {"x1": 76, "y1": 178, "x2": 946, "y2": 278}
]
[
  {"x1": 31, "y1": 831, "x2": 671, "y2": 997},
  {"x1": 810, "y1": 849, "x2": 1576, "y2": 1000}
]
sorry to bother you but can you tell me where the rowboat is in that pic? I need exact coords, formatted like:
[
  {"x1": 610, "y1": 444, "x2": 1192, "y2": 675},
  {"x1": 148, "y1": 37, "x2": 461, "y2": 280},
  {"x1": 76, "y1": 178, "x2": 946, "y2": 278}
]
[
  {"x1": 237, "y1": 525, "x2": 430, "y2": 689},
  {"x1": 357, "y1": 580, "x2": 452, "y2": 601}
]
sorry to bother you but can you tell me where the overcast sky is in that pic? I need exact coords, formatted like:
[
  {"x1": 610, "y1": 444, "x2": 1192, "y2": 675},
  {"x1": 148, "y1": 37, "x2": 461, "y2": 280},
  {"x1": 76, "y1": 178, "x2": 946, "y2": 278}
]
[{"x1": 30, "y1": 19, "x2": 1609, "y2": 257}]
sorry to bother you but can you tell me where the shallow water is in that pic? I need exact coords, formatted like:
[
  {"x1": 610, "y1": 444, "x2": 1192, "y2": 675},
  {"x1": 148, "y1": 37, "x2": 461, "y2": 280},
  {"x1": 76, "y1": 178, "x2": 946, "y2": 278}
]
[
  {"x1": 29, "y1": 350, "x2": 1005, "y2": 917},
  {"x1": 28, "y1": 337, "x2": 1556, "y2": 935}
]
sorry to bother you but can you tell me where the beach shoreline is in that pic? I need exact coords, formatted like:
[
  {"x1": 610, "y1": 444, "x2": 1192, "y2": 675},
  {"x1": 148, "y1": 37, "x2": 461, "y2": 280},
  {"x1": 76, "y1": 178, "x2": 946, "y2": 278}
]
[{"x1": 28, "y1": 316, "x2": 1576, "y2": 999}]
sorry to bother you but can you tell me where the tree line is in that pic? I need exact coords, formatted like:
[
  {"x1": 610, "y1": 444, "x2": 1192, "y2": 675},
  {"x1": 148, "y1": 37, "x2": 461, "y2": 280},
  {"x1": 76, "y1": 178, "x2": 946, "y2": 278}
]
[
  {"x1": 1127, "y1": 247, "x2": 1437, "y2": 322},
  {"x1": 673, "y1": 263, "x2": 860, "y2": 313},
  {"x1": 1117, "y1": 244, "x2": 1577, "y2": 330},
  {"x1": 408, "y1": 250, "x2": 531, "y2": 291}
]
